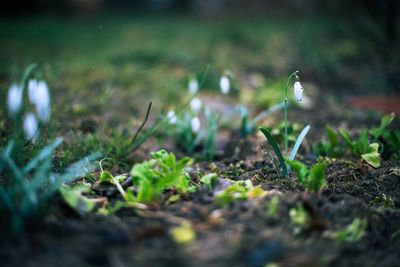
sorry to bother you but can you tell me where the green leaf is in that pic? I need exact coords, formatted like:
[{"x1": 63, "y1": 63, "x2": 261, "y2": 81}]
[
  {"x1": 286, "y1": 159, "x2": 309, "y2": 184},
  {"x1": 339, "y1": 129, "x2": 354, "y2": 151},
  {"x1": 215, "y1": 183, "x2": 248, "y2": 206},
  {"x1": 307, "y1": 162, "x2": 327, "y2": 193},
  {"x1": 370, "y1": 112, "x2": 395, "y2": 140},
  {"x1": 99, "y1": 171, "x2": 126, "y2": 185},
  {"x1": 332, "y1": 218, "x2": 367, "y2": 242},
  {"x1": 326, "y1": 125, "x2": 338, "y2": 146},
  {"x1": 355, "y1": 131, "x2": 369, "y2": 154},
  {"x1": 361, "y1": 143, "x2": 381, "y2": 168},
  {"x1": 60, "y1": 182, "x2": 96, "y2": 214},
  {"x1": 130, "y1": 150, "x2": 192, "y2": 203},
  {"x1": 200, "y1": 173, "x2": 218, "y2": 189},
  {"x1": 259, "y1": 127, "x2": 288, "y2": 178},
  {"x1": 100, "y1": 170, "x2": 113, "y2": 183}
]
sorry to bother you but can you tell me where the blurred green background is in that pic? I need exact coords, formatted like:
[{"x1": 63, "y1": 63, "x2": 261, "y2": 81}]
[{"x1": 0, "y1": 0, "x2": 399, "y2": 158}]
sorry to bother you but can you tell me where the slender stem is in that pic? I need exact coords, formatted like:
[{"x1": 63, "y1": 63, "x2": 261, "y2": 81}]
[
  {"x1": 284, "y1": 70, "x2": 299, "y2": 158},
  {"x1": 131, "y1": 102, "x2": 152, "y2": 147}
]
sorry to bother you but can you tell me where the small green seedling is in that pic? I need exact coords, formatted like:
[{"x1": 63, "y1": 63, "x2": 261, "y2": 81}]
[
  {"x1": 339, "y1": 129, "x2": 370, "y2": 155},
  {"x1": 267, "y1": 195, "x2": 280, "y2": 219},
  {"x1": 130, "y1": 150, "x2": 193, "y2": 203},
  {"x1": 314, "y1": 125, "x2": 344, "y2": 157},
  {"x1": 330, "y1": 218, "x2": 367, "y2": 242},
  {"x1": 286, "y1": 160, "x2": 327, "y2": 193},
  {"x1": 289, "y1": 203, "x2": 310, "y2": 234},
  {"x1": 60, "y1": 182, "x2": 96, "y2": 215},
  {"x1": 339, "y1": 129, "x2": 382, "y2": 168},
  {"x1": 214, "y1": 179, "x2": 266, "y2": 206},
  {"x1": 215, "y1": 184, "x2": 248, "y2": 206},
  {"x1": 200, "y1": 173, "x2": 218, "y2": 189},
  {"x1": 99, "y1": 170, "x2": 132, "y2": 201},
  {"x1": 361, "y1": 143, "x2": 381, "y2": 168},
  {"x1": 369, "y1": 112, "x2": 395, "y2": 140}
]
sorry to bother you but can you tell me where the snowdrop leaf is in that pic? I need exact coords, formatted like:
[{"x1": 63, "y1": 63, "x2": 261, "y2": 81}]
[
  {"x1": 289, "y1": 125, "x2": 310, "y2": 160},
  {"x1": 260, "y1": 127, "x2": 288, "y2": 178}
]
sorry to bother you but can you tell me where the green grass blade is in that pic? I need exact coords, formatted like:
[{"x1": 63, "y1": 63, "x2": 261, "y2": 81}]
[
  {"x1": 259, "y1": 127, "x2": 288, "y2": 178},
  {"x1": 289, "y1": 125, "x2": 310, "y2": 160}
]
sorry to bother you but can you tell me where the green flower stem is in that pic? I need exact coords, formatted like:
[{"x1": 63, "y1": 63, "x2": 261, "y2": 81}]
[{"x1": 284, "y1": 70, "x2": 299, "y2": 158}]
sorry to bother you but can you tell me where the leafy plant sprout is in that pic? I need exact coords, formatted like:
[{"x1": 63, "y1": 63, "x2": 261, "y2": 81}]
[{"x1": 259, "y1": 71, "x2": 309, "y2": 178}]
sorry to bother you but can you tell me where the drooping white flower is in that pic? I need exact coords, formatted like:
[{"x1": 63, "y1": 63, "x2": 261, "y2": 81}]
[
  {"x1": 23, "y1": 113, "x2": 39, "y2": 141},
  {"x1": 190, "y1": 98, "x2": 202, "y2": 113},
  {"x1": 34, "y1": 80, "x2": 51, "y2": 122},
  {"x1": 188, "y1": 78, "x2": 199, "y2": 95},
  {"x1": 219, "y1": 75, "x2": 230, "y2": 95},
  {"x1": 28, "y1": 79, "x2": 38, "y2": 104},
  {"x1": 293, "y1": 81, "x2": 304, "y2": 102},
  {"x1": 167, "y1": 110, "x2": 177, "y2": 124},
  {"x1": 191, "y1": 117, "x2": 201, "y2": 133},
  {"x1": 7, "y1": 83, "x2": 23, "y2": 115}
]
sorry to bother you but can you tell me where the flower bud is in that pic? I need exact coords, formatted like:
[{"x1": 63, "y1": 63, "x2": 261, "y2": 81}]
[
  {"x1": 167, "y1": 110, "x2": 177, "y2": 124},
  {"x1": 34, "y1": 81, "x2": 51, "y2": 122},
  {"x1": 219, "y1": 75, "x2": 230, "y2": 95},
  {"x1": 7, "y1": 83, "x2": 23, "y2": 115},
  {"x1": 294, "y1": 81, "x2": 304, "y2": 102},
  {"x1": 190, "y1": 98, "x2": 202, "y2": 113},
  {"x1": 188, "y1": 78, "x2": 199, "y2": 95},
  {"x1": 28, "y1": 79, "x2": 38, "y2": 104},
  {"x1": 191, "y1": 117, "x2": 201, "y2": 133},
  {"x1": 23, "y1": 113, "x2": 39, "y2": 141}
]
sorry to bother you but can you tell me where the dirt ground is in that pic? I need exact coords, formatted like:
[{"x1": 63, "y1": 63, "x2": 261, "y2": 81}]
[{"x1": 1, "y1": 100, "x2": 399, "y2": 267}]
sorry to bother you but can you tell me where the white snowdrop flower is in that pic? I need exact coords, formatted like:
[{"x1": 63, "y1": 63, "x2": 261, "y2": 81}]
[
  {"x1": 219, "y1": 75, "x2": 230, "y2": 95},
  {"x1": 167, "y1": 110, "x2": 177, "y2": 124},
  {"x1": 23, "y1": 113, "x2": 39, "y2": 141},
  {"x1": 28, "y1": 79, "x2": 38, "y2": 104},
  {"x1": 191, "y1": 117, "x2": 201, "y2": 133},
  {"x1": 7, "y1": 83, "x2": 23, "y2": 115},
  {"x1": 34, "y1": 80, "x2": 51, "y2": 122},
  {"x1": 190, "y1": 98, "x2": 202, "y2": 113},
  {"x1": 293, "y1": 81, "x2": 304, "y2": 102},
  {"x1": 188, "y1": 78, "x2": 199, "y2": 95}
]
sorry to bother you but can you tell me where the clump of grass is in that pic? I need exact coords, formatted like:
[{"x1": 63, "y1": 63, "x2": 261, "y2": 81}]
[
  {"x1": 0, "y1": 64, "x2": 99, "y2": 234},
  {"x1": 314, "y1": 113, "x2": 398, "y2": 168}
]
